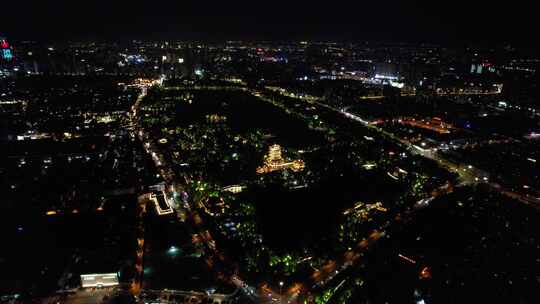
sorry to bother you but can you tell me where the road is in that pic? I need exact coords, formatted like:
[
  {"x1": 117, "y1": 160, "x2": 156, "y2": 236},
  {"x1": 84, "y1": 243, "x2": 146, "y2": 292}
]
[
  {"x1": 40, "y1": 289, "x2": 116, "y2": 304},
  {"x1": 130, "y1": 83, "x2": 259, "y2": 303},
  {"x1": 265, "y1": 86, "x2": 540, "y2": 207},
  {"x1": 140, "y1": 288, "x2": 238, "y2": 303}
]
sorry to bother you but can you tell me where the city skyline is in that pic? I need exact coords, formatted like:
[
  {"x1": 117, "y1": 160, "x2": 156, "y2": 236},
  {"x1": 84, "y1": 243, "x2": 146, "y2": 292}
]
[{"x1": 1, "y1": 4, "x2": 540, "y2": 304}]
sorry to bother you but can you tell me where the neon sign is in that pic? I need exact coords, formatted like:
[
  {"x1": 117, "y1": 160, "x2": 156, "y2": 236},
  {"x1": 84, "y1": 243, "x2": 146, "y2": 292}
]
[{"x1": 2, "y1": 49, "x2": 13, "y2": 60}]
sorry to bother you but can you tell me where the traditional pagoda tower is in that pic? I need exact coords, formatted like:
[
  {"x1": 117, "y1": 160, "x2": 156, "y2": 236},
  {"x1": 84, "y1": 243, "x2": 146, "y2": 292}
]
[{"x1": 257, "y1": 144, "x2": 305, "y2": 174}]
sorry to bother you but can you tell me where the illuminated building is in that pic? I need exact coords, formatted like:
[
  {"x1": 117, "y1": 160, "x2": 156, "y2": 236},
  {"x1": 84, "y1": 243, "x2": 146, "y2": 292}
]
[
  {"x1": 374, "y1": 62, "x2": 398, "y2": 80},
  {"x1": 130, "y1": 77, "x2": 163, "y2": 88},
  {"x1": 256, "y1": 144, "x2": 305, "y2": 174},
  {"x1": 206, "y1": 114, "x2": 227, "y2": 123},
  {"x1": 397, "y1": 117, "x2": 456, "y2": 134},
  {"x1": 471, "y1": 63, "x2": 483, "y2": 74},
  {"x1": 80, "y1": 273, "x2": 119, "y2": 288},
  {"x1": 223, "y1": 185, "x2": 245, "y2": 193},
  {"x1": 343, "y1": 202, "x2": 387, "y2": 220},
  {"x1": 150, "y1": 191, "x2": 174, "y2": 215}
]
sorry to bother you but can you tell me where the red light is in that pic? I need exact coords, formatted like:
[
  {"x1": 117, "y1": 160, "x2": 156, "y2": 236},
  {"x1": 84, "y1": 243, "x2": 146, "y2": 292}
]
[{"x1": 0, "y1": 40, "x2": 9, "y2": 49}]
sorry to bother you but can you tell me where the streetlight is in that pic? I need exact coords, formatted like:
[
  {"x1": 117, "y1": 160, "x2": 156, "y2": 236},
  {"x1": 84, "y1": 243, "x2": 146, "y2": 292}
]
[
  {"x1": 167, "y1": 246, "x2": 180, "y2": 258},
  {"x1": 279, "y1": 281, "x2": 284, "y2": 297}
]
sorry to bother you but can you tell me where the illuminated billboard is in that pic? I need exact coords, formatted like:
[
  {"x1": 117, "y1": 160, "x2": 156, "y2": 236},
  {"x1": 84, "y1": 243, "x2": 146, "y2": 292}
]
[
  {"x1": 2, "y1": 49, "x2": 13, "y2": 60},
  {"x1": 0, "y1": 37, "x2": 13, "y2": 61},
  {"x1": 0, "y1": 39, "x2": 8, "y2": 49}
]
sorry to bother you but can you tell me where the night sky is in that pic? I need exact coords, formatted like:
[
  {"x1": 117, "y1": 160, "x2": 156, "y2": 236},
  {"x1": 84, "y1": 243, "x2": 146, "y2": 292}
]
[{"x1": 1, "y1": 0, "x2": 537, "y2": 45}]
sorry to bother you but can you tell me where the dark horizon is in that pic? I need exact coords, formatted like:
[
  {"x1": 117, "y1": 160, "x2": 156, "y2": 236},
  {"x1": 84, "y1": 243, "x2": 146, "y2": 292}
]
[{"x1": 2, "y1": 0, "x2": 538, "y2": 48}]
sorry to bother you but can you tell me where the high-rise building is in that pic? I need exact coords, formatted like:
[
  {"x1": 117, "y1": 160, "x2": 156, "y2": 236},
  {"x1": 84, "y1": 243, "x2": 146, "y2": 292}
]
[
  {"x1": 0, "y1": 36, "x2": 14, "y2": 62},
  {"x1": 374, "y1": 62, "x2": 398, "y2": 80}
]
